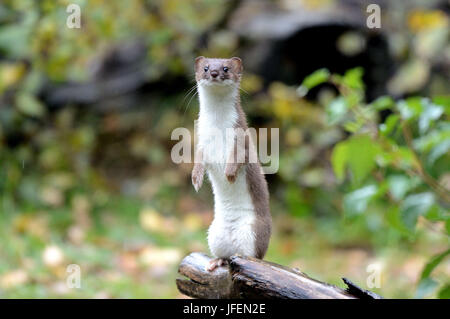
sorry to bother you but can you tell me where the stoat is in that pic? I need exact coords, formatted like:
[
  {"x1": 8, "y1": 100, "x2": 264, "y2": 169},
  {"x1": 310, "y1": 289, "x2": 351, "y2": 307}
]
[{"x1": 191, "y1": 56, "x2": 272, "y2": 271}]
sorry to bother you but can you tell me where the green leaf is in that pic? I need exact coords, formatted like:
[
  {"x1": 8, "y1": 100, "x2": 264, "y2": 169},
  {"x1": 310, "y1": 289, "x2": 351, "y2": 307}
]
[
  {"x1": 370, "y1": 96, "x2": 395, "y2": 111},
  {"x1": 428, "y1": 139, "x2": 450, "y2": 165},
  {"x1": 419, "y1": 99, "x2": 443, "y2": 134},
  {"x1": 331, "y1": 134, "x2": 381, "y2": 185},
  {"x1": 396, "y1": 97, "x2": 423, "y2": 121},
  {"x1": 438, "y1": 285, "x2": 450, "y2": 299},
  {"x1": 343, "y1": 185, "x2": 377, "y2": 216},
  {"x1": 420, "y1": 248, "x2": 450, "y2": 280},
  {"x1": 343, "y1": 67, "x2": 364, "y2": 90},
  {"x1": 387, "y1": 175, "x2": 411, "y2": 200},
  {"x1": 416, "y1": 249, "x2": 450, "y2": 297},
  {"x1": 386, "y1": 205, "x2": 413, "y2": 236},
  {"x1": 414, "y1": 127, "x2": 450, "y2": 153},
  {"x1": 379, "y1": 114, "x2": 399, "y2": 136},
  {"x1": 343, "y1": 120, "x2": 363, "y2": 133},
  {"x1": 326, "y1": 96, "x2": 348, "y2": 125},
  {"x1": 424, "y1": 205, "x2": 449, "y2": 222},
  {"x1": 15, "y1": 93, "x2": 46, "y2": 118},
  {"x1": 0, "y1": 26, "x2": 30, "y2": 58},
  {"x1": 331, "y1": 141, "x2": 348, "y2": 182},
  {"x1": 432, "y1": 95, "x2": 450, "y2": 110},
  {"x1": 400, "y1": 192, "x2": 435, "y2": 230},
  {"x1": 300, "y1": 68, "x2": 330, "y2": 90},
  {"x1": 396, "y1": 146, "x2": 417, "y2": 168}
]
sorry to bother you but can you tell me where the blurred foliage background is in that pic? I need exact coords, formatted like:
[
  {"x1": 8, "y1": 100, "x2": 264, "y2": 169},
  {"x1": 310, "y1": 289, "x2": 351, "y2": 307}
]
[{"x1": 0, "y1": 0, "x2": 448, "y2": 298}]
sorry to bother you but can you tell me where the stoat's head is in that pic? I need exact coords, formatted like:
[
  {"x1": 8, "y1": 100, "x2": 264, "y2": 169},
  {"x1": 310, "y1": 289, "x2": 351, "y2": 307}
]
[{"x1": 195, "y1": 56, "x2": 243, "y2": 88}]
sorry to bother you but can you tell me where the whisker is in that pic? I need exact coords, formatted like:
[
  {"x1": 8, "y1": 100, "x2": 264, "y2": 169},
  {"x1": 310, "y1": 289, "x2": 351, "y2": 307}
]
[
  {"x1": 240, "y1": 87, "x2": 250, "y2": 96},
  {"x1": 184, "y1": 85, "x2": 197, "y2": 100},
  {"x1": 184, "y1": 91, "x2": 198, "y2": 116},
  {"x1": 180, "y1": 84, "x2": 198, "y2": 110},
  {"x1": 184, "y1": 83, "x2": 198, "y2": 98}
]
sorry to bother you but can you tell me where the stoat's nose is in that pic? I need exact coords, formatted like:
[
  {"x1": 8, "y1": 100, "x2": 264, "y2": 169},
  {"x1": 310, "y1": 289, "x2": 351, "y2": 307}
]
[{"x1": 210, "y1": 70, "x2": 219, "y2": 78}]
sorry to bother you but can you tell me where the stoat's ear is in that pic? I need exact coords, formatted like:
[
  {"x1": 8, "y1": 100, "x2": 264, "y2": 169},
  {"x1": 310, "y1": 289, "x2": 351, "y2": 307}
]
[
  {"x1": 195, "y1": 56, "x2": 205, "y2": 71},
  {"x1": 230, "y1": 57, "x2": 243, "y2": 74}
]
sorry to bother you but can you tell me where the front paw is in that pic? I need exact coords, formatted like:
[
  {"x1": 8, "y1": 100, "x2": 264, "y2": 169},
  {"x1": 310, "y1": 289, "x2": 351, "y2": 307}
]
[
  {"x1": 192, "y1": 166, "x2": 204, "y2": 192},
  {"x1": 225, "y1": 165, "x2": 237, "y2": 183}
]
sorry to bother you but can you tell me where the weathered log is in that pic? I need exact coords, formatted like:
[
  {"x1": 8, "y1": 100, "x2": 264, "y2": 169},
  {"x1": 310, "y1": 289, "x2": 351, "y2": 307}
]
[{"x1": 177, "y1": 252, "x2": 383, "y2": 299}]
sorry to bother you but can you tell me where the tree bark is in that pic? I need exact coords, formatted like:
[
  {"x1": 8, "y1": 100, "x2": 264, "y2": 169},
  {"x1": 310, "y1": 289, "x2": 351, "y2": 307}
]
[{"x1": 177, "y1": 252, "x2": 383, "y2": 299}]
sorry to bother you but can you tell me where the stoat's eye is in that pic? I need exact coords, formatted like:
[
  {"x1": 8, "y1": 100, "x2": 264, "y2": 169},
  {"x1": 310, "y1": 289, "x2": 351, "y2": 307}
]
[
  {"x1": 223, "y1": 67, "x2": 229, "y2": 72},
  {"x1": 204, "y1": 66, "x2": 209, "y2": 72}
]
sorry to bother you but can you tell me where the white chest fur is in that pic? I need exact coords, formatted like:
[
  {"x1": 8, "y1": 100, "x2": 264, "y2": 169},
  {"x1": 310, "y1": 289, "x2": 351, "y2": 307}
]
[{"x1": 197, "y1": 83, "x2": 257, "y2": 258}]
